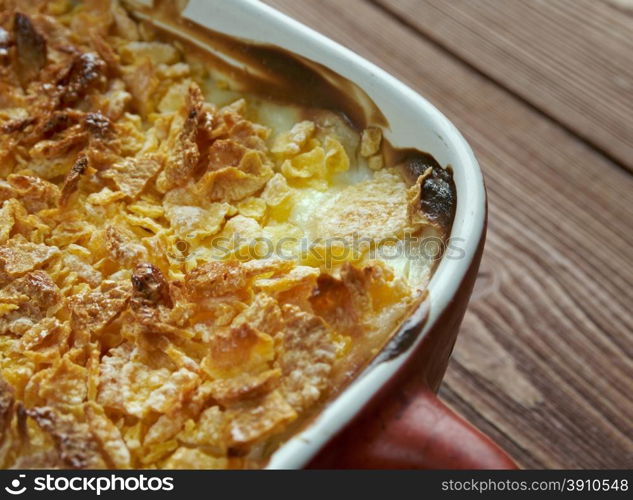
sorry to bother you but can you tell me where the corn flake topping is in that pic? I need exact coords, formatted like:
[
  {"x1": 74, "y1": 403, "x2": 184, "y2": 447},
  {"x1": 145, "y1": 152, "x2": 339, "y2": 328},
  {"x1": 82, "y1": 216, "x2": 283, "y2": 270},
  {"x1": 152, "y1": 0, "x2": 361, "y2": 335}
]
[{"x1": 0, "y1": 0, "x2": 433, "y2": 469}]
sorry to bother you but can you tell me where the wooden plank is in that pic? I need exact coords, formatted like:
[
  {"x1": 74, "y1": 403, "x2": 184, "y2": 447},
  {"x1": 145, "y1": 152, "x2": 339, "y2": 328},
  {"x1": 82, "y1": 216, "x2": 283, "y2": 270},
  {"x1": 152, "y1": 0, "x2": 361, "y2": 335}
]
[
  {"x1": 264, "y1": 0, "x2": 633, "y2": 468},
  {"x1": 375, "y1": 0, "x2": 633, "y2": 173},
  {"x1": 606, "y1": 0, "x2": 633, "y2": 14}
]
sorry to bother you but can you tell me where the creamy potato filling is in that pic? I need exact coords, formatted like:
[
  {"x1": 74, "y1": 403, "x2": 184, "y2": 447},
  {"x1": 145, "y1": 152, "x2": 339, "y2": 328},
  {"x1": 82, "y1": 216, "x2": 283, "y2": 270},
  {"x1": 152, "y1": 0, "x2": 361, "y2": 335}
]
[{"x1": 0, "y1": 0, "x2": 446, "y2": 469}]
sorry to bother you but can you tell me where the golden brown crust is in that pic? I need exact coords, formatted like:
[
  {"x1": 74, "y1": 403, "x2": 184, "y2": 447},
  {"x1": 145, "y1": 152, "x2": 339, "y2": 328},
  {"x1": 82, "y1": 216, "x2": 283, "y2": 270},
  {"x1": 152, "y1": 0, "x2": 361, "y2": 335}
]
[
  {"x1": 7, "y1": 174, "x2": 60, "y2": 212},
  {"x1": 0, "y1": 270, "x2": 60, "y2": 327},
  {"x1": 56, "y1": 52, "x2": 107, "y2": 108},
  {"x1": 13, "y1": 12, "x2": 47, "y2": 86},
  {"x1": 131, "y1": 263, "x2": 170, "y2": 303},
  {"x1": 69, "y1": 280, "x2": 131, "y2": 345},
  {"x1": 0, "y1": 0, "x2": 431, "y2": 470},
  {"x1": 208, "y1": 369, "x2": 281, "y2": 406},
  {"x1": 100, "y1": 155, "x2": 162, "y2": 199},
  {"x1": 184, "y1": 260, "x2": 249, "y2": 300},
  {"x1": 85, "y1": 402, "x2": 131, "y2": 469},
  {"x1": 0, "y1": 377, "x2": 14, "y2": 440},
  {"x1": 27, "y1": 406, "x2": 105, "y2": 469},
  {"x1": 226, "y1": 390, "x2": 296, "y2": 448},
  {"x1": 156, "y1": 83, "x2": 203, "y2": 192},
  {"x1": 60, "y1": 154, "x2": 88, "y2": 206},
  {"x1": 0, "y1": 240, "x2": 59, "y2": 278},
  {"x1": 279, "y1": 305, "x2": 336, "y2": 412}
]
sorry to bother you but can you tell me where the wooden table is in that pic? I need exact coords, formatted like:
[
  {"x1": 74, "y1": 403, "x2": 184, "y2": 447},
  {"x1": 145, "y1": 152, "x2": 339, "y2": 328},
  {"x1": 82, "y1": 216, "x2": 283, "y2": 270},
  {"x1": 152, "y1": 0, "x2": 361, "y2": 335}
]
[{"x1": 265, "y1": 0, "x2": 633, "y2": 469}]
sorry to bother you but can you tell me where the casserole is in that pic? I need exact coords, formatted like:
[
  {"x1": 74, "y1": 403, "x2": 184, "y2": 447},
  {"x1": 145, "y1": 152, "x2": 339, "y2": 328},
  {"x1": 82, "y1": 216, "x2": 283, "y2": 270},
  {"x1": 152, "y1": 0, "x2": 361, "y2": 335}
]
[
  {"x1": 175, "y1": 0, "x2": 515, "y2": 469},
  {"x1": 177, "y1": 0, "x2": 516, "y2": 468},
  {"x1": 2, "y1": 1, "x2": 516, "y2": 467}
]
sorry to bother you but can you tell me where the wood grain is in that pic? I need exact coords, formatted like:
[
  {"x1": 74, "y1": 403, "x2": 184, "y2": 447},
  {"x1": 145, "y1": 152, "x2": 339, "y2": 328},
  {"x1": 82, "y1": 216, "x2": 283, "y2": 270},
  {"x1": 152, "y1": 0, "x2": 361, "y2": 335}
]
[
  {"x1": 264, "y1": 0, "x2": 633, "y2": 468},
  {"x1": 374, "y1": 0, "x2": 633, "y2": 173}
]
